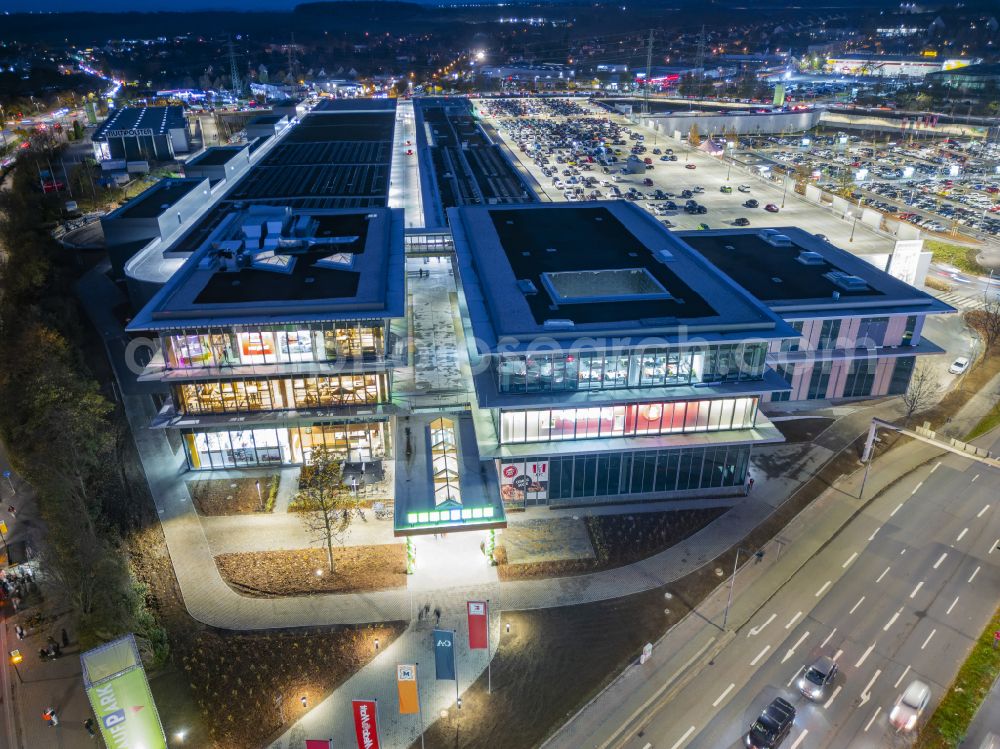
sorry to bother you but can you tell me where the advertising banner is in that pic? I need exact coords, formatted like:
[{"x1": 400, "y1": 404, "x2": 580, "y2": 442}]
[
  {"x1": 352, "y1": 699, "x2": 381, "y2": 749},
  {"x1": 397, "y1": 664, "x2": 419, "y2": 714},
  {"x1": 84, "y1": 666, "x2": 166, "y2": 749},
  {"x1": 499, "y1": 460, "x2": 549, "y2": 503},
  {"x1": 306, "y1": 741, "x2": 332, "y2": 749},
  {"x1": 467, "y1": 601, "x2": 488, "y2": 650},
  {"x1": 433, "y1": 629, "x2": 456, "y2": 680}
]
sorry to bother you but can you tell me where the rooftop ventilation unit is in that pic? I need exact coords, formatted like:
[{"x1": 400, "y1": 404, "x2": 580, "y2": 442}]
[
  {"x1": 795, "y1": 251, "x2": 826, "y2": 266},
  {"x1": 759, "y1": 229, "x2": 793, "y2": 247},
  {"x1": 543, "y1": 319, "x2": 575, "y2": 329},
  {"x1": 517, "y1": 279, "x2": 538, "y2": 294},
  {"x1": 823, "y1": 270, "x2": 870, "y2": 292},
  {"x1": 653, "y1": 249, "x2": 676, "y2": 264}
]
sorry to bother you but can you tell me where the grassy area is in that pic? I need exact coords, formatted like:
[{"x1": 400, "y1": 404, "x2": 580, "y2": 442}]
[
  {"x1": 924, "y1": 239, "x2": 989, "y2": 276},
  {"x1": 188, "y1": 475, "x2": 279, "y2": 515},
  {"x1": 916, "y1": 604, "x2": 1000, "y2": 748},
  {"x1": 966, "y1": 399, "x2": 1000, "y2": 441}
]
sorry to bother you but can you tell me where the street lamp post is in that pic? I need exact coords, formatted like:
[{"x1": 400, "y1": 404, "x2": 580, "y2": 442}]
[
  {"x1": 255, "y1": 479, "x2": 263, "y2": 512},
  {"x1": 849, "y1": 213, "x2": 859, "y2": 243},
  {"x1": 723, "y1": 546, "x2": 761, "y2": 630},
  {"x1": 781, "y1": 173, "x2": 789, "y2": 208},
  {"x1": 9, "y1": 650, "x2": 23, "y2": 684}
]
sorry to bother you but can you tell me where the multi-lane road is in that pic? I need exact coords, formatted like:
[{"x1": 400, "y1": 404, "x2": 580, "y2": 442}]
[{"x1": 616, "y1": 434, "x2": 1000, "y2": 749}]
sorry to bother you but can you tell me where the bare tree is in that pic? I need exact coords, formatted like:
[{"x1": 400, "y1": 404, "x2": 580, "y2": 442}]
[
  {"x1": 293, "y1": 447, "x2": 356, "y2": 573},
  {"x1": 973, "y1": 291, "x2": 1000, "y2": 351},
  {"x1": 901, "y1": 363, "x2": 941, "y2": 423}
]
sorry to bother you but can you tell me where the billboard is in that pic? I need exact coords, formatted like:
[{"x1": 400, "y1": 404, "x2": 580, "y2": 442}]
[
  {"x1": 499, "y1": 461, "x2": 549, "y2": 502},
  {"x1": 81, "y1": 635, "x2": 166, "y2": 749},
  {"x1": 467, "y1": 601, "x2": 488, "y2": 650}
]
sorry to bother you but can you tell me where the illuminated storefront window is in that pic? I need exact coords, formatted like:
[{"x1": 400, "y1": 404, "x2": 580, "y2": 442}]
[
  {"x1": 175, "y1": 373, "x2": 389, "y2": 415},
  {"x1": 182, "y1": 421, "x2": 388, "y2": 470},
  {"x1": 162, "y1": 321, "x2": 387, "y2": 370},
  {"x1": 498, "y1": 397, "x2": 757, "y2": 445},
  {"x1": 495, "y1": 343, "x2": 767, "y2": 393}
]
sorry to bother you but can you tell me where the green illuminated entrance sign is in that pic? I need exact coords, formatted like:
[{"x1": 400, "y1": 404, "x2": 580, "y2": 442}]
[{"x1": 406, "y1": 506, "x2": 495, "y2": 526}]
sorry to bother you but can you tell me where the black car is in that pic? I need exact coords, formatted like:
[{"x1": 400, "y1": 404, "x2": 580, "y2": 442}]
[
  {"x1": 734, "y1": 217, "x2": 750, "y2": 226},
  {"x1": 745, "y1": 697, "x2": 795, "y2": 749},
  {"x1": 744, "y1": 199, "x2": 759, "y2": 208},
  {"x1": 680, "y1": 189, "x2": 694, "y2": 199},
  {"x1": 663, "y1": 201, "x2": 677, "y2": 210}
]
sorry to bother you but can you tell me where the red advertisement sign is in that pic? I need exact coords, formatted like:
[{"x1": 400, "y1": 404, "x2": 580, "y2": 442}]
[
  {"x1": 306, "y1": 742, "x2": 332, "y2": 749},
  {"x1": 352, "y1": 699, "x2": 381, "y2": 749},
  {"x1": 467, "y1": 600, "x2": 488, "y2": 650}
]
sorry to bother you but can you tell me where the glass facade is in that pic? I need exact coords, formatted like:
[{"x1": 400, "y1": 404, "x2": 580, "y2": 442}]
[
  {"x1": 174, "y1": 373, "x2": 389, "y2": 415},
  {"x1": 842, "y1": 358, "x2": 877, "y2": 398},
  {"x1": 182, "y1": 421, "x2": 388, "y2": 469},
  {"x1": 499, "y1": 444, "x2": 751, "y2": 506},
  {"x1": 162, "y1": 321, "x2": 387, "y2": 371},
  {"x1": 498, "y1": 397, "x2": 758, "y2": 444},
  {"x1": 494, "y1": 343, "x2": 767, "y2": 394},
  {"x1": 888, "y1": 356, "x2": 915, "y2": 395}
]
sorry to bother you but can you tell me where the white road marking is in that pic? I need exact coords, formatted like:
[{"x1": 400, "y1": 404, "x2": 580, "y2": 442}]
[
  {"x1": 713, "y1": 683, "x2": 735, "y2": 707},
  {"x1": 972, "y1": 474, "x2": 980, "y2": 482},
  {"x1": 790, "y1": 729, "x2": 809, "y2": 749},
  {"x1": 912, "y1": 481, "x2": 924, "y2": 495},
  {"x1": 947, "y1": 596, "x2": 960, "y2": 615},
  {"x1": 883, "y1": 607, "x2": 903, "y2": 632},
  {"x1": 990, "y1": 539, "x2": 1000, "y2": 555},
  {"x1": 750, "y1": 645, "x2": 771, "y2": 666},
  {"x1": 787, "y1": 669, "x2": 800, "y2": 688},
  {"x1": 748, "y1": 613, "x2": 776, "y2": 637},
  {"x1": 901, "y1": 548, "x2": 906, "y2": 555},
  {"x1": 957, "y1": 528, "x2": 969, "y2": 542},
  {"x1": 858, "y1": 669, "x2": 882, "y2": 707},
  {"x1": 824, "y1": 685, "x2": 842, "y2": 710},
  {"x1": 782, "y1": 632, "x2": 811, "y2": 664},
  {"x1": 668, "y1": 726, "x2": 696, "y2": 749},
  {"x1": 843, "y1": 552, "x2": 859, "y2": 568},
  {"x1": 868, "y1": 526, "x2": 880, "y2": 541},
  {"x1": 786, "y1": 611, "x2": 803, "y2": 629},
  {"x1": 876, "y1": 566, "x2": 891, "y2": 583},
  {"x1": 910, "y1": 581, "x2": 924, "y2": 598},
  {"x1": 890, "y1": 502, "x2": 903, "y2": 517},
  {"x1": 933, "y1": 553, "x2": 948, "y2": 569},
  {"x1": 833, "y1": 649, "x2": 843, "y2": 662},
  {"x1": 894, "y1": 665, "x2": 911, "y2": 688},
  {"x1": 969, "y1": 566, "x2": 981, "y2": 583},
  {"x1": 931, "y1": 461, "x2": 941, "y2": 473},
  {"x1": 815, "y1": 581, "x2": 832, "y2": 597},
  {"x1": 850, "y1": 596, "x2": 866, "y2": 615},
  {"x1": 821, "y1": 628, "x2": 837, "y2": 648},
  {"x1": 855, "y1": 643, "x2": 876, "y2": 668},
  {"x1": 978, "y1": 503, "x2": 989, "y2": 517},
  {"x1": 864, "y1": 706, "x2": 882, "y2": 732},
  {"x1": 922, "y1": 629, "x2": 937, "y2": 650}
]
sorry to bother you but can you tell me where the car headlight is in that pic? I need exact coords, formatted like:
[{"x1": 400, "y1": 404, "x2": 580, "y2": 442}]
[{"x1": 906, "y1": 715, "x2": 917, "y2": 731}]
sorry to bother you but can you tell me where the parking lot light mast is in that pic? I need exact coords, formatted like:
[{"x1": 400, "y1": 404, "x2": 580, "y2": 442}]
[{"x1": 723, "y1": 546, "x2": 760, "y2": 630}]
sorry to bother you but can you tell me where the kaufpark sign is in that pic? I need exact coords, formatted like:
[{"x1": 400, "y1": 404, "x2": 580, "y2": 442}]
[{"x1": 81, "y1": 634, "x2": 167, "y2": 749}]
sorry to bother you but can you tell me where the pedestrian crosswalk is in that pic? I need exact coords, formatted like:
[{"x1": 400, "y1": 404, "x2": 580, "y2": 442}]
[{"x1": 935, "y1": 291, "x2": 985, "y2": 311}]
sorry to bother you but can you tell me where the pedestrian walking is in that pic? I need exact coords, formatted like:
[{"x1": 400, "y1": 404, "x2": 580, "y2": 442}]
[
  {"x1": 433, "y1": 607, "x2": 441, "y2": 625},
  {"x1": 14, "y1": 625, "x2": 24, "y2": 640},
  {"x1": 61, "y1": 628, "x2": 69, "y2": 648},
  {"x1": 6, "y1": 505, "x2": 15, "y2": 518},
  {"x1": 43, "y1": 707, "x2": 58, "y2": 726},
  {"x1": 84, "y1": 718, "x2": 96, "y2": 738},
  {"x1": 748, "y1": 478, "x2": 755, "y2": 493},
  {"x1": 11, "y1": 596, "x2": 19, "y2": 612}
]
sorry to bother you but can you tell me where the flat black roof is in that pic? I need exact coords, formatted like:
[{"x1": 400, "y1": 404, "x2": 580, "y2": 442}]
[
  {"x1": 451, "y1": 202, "x2": 793, "y2": 352},
  {"x1": 186, "y1": 147, "x2": 243, "y2": 167},
  {"x1": 249, "y1": 114, "x2": 283, "y2": 125},
  {"x1": 489, "y1": 206, "x2": 715, "y2": 323},
  {"x1": 115, "y1": 178, "x2": 203, "y2": 220},
  {"x1": 681, "y1": 232, "x2": 886, "y2": 303},
  {"x1": 285, "y1": 112, "x2": 395, "y2": 143},
  {"x1": 194, "y1": 214, "x2": 370, "y2": 305},
  {"x1": 312, "y1": 98, "x2": 397, "y2": 113},
  {"x1": 678, "y1": 227, "x2": 956, "y2": 317},
  {"x1": 93, "y1": 105, "x2": 186, "y2": 141}
]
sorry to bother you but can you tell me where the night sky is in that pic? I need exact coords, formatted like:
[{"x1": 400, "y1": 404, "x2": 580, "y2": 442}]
[{"x1": 3, "y1": 0, "x2": 297, "y2": 10}]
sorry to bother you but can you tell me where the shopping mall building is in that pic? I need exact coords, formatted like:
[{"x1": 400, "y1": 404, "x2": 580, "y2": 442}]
[{"x1": 119, "y1": 97, "x2": 952, "y2": 526}]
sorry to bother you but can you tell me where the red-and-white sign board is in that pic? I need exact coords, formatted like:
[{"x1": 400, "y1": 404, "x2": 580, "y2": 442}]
[
  {"x1": 468, "y1": 600, "x2": 488, "y2": 650},
  {"x1": 305, "y1": 741, "x2": 332, "y2": 749},
  {"x1": 352, "y1": 699, "x2": 381, "y2": 749}
]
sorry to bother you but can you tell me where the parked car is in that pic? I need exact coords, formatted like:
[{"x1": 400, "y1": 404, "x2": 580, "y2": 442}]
[
  {"x1": 949, "y1": 356, "x2": 970, "y2": 374},
  {"x1": 798, "y1": 655, "x2": 838, "y2": 700},
  {"x1": 745, "y1": 697, "x2": 795, "y2": 748},
  {"x1": 660, "y1": 155, "x2": 672, "y2": 162},
  {"x1": 734, "y1": 217, "x2": 750, "y2": 226},
  {"x1": 744, "y1": 199, "x2": 759, "y2": 208},
  {"x1": 765, "y1": 203, "x2": 780, "y2": 213},
  {"x1": 643, "y1": 178, "x2": 654, "y2": 187},
  {"x1": 890, "y1": 680, "x2": 930, "y2": 732},
  {"x1": 720, "y1": 185, "x2": 733, "y2": 193},
  {"x1": 685, "y1": 163, "x2": 697, "y2": 170},
  {"x1": 738, "y1": 184, "x2": 752, "y2": 193},
  {"x1": 698, "y1": 222, "x2": 710, "y2": 230}
]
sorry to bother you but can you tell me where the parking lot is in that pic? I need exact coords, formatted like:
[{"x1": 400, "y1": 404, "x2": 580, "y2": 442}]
[{"x1": 476, "y1": 98, "x2": 895, "y2": 258}]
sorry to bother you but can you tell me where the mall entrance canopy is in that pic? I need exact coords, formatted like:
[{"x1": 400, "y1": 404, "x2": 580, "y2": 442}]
[{"x1": 393, "y1": 411, "x2": 506, "y2": 537}]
